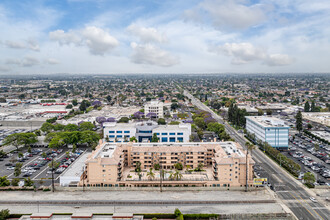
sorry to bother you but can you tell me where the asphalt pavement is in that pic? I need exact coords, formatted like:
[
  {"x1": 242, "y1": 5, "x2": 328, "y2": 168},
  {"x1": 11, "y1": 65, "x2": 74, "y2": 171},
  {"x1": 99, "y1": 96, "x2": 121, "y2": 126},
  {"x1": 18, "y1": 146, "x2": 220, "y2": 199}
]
[{"x1": 184, "y1": 90, "x2": 330, "y2": 220}]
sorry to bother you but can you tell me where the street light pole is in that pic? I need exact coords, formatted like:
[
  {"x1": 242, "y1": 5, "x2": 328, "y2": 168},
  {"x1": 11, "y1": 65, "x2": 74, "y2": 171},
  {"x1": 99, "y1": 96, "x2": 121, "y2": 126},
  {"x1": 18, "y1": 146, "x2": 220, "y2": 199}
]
[
  {"x1": 51, "y1": 158, "x2": 55, "y2": 192},
  {"x1": 160, "y1": 164, "x2": 163, "y2": 193}
]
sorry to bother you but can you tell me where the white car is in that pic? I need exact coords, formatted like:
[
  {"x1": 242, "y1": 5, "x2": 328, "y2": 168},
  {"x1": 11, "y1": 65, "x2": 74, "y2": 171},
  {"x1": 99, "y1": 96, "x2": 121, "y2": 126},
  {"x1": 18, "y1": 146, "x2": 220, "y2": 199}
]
[
  {"x1": 309, "y1": 197, "x2": 317, "y2": 203},
  {"x1": 6, "y1": 167, "x2": 14, "y2": 170}
]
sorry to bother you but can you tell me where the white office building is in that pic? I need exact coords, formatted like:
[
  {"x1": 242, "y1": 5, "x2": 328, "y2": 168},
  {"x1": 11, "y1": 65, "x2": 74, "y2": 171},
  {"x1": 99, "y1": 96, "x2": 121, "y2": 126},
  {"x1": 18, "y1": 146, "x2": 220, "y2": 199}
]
[
  {"x1": 245, "y1": 116, "x2": 289, "y2": 149},
  {"x1": 103, "y1": 121, "x2": 191, "y2": 143},
  {"x1": 144, "y1": 100, "x2": 164, "y2": 118}
]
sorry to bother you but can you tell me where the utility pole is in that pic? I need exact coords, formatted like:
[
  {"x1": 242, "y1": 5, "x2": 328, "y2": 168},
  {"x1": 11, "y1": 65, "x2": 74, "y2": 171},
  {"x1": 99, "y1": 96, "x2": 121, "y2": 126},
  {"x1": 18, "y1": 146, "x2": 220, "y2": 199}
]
[
  {"x1": 160, "y1": 164, "x2": 163, "y2": 192},
  {"x1": 51, "y1": 157, "x2": 55, "y2": 192}
]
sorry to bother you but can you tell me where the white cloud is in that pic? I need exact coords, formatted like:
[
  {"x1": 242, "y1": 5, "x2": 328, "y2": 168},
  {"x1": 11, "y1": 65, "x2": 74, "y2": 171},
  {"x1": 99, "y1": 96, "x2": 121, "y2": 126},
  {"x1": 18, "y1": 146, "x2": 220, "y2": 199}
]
[
  {"x1": 211, "y1": 42, "x2": 293, "y2": 66},
  {"x1": 264, "y1": 54, "x2": 294, "y2": 66},
  {"x1": 49, "y1": 26, "x2": 118, "y2": 56},
  {"x1": 5, "y1": 56, "x2": 39, "y2": 67},
  {"x1": 2, "y1": 39, "x2": 40, "y2": 51},
  {"x1": 130, "y1": 42, "x2": 179, "y2": 67},
  {"x1": 49, "y1": 29, "x2": 81, "y2": 45},
  {"x1": 82, "y1": 26, "x2": 119, "y2": 55},
  {"x1": 186, "y1": 0, "x2": 267, "y2": 30},
  {"x1": 45, "y1": 58, "x2": 60, "y2": 65},
  {"x1": 0, "y1": 66, "x2": 10, "y2": 72},
  {"x1": 127, "y1": 24, "x2": 167, "y2": 43}
]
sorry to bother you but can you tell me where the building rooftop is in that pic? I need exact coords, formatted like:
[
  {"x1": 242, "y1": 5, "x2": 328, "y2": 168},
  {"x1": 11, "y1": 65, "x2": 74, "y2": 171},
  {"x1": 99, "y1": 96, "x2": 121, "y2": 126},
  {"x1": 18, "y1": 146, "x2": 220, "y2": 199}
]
[{"x1": 246, "y1": 116, "x2": 289, "y2": 128}]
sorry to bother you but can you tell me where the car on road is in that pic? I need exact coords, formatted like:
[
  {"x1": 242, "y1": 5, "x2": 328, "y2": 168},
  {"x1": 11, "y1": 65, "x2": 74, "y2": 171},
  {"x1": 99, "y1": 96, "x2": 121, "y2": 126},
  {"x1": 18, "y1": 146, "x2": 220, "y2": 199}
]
[
  {"x1": 6, "y1": 166, "x2": 14, "y2": 170},
  {"x1": 5, "y1": 163, "x2": 13, "y2": 166},
  {"x1": 309, "y1": 197, "x2": 317, "y2": 203}
]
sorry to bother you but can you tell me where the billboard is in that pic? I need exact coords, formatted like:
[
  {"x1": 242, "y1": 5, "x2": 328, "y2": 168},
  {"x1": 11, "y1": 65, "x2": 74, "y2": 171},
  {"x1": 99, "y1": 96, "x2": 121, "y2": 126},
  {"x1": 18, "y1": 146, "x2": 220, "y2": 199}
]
[{"x1": 253, "y1": 178, "x2": 268, "y2": 186}]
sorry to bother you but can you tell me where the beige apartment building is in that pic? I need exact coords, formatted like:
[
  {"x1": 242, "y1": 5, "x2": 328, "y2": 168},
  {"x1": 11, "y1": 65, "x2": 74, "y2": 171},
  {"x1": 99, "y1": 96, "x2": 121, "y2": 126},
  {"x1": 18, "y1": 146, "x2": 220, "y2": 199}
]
[{"x1": 80, "y1": 141, "x2": 255, "y2": 188}]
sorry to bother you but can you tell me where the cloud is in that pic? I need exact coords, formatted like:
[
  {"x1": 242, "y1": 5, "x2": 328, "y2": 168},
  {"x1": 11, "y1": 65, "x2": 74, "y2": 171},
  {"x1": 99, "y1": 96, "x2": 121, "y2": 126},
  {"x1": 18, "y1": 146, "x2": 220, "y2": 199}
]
[
  {"x1": 49, "y1": 29, "x2": 81, "y2": 45},
  {"x1": 49, "y1": 26, "x2": 118, "y2": 55},
  {"x1": 185, "y1": 0, "x2": 267, "y2": 30},
  {"x1": 0, "y1": 66, "x2": 10, "y2": 72},
  {"x1": 130, "y1": 42, "x2": 179, "y2": 67},
  {"x1": 3, "y1": 39, "x2": 40, "y2": 51},
  {"x1": 211, "y1": 42, "x2": 293, "y2": 66},
  {"x1": 264, "y1": 54, "x2": 294, "y2": 66},
  {"x1": 82, "y1": 26, "x2": 119, "y2": 55},
  {"x1": 45, "y1": 58, "x2": 60, "y2": 65},
  {"x1": 5, "y1": 56, "x2": 40, "y2": 67},
  {"x1": 127, "y1": 24, "x2": 167, "y2": 43}
]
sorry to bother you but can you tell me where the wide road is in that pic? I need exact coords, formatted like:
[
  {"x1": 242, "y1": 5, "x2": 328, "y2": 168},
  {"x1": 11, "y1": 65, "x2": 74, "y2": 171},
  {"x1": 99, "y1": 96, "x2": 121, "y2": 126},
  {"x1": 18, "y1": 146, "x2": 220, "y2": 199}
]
[{"x1": 184, "y1": 90, "x2": 330, "y2": 220}]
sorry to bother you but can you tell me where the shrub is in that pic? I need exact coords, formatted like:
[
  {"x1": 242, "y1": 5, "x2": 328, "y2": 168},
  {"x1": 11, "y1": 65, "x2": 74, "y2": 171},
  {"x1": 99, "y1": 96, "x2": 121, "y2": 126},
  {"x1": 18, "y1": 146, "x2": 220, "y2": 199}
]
[{"x1": 174, "y1": 208, "x2": 182, "y2": 217}]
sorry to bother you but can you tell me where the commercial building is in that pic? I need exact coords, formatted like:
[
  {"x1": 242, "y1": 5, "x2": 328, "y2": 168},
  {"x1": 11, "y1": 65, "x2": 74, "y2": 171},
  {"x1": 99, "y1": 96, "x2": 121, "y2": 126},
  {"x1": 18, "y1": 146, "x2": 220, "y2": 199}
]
[
  {"x1": 302, "y1": 112, "x2": 330, "y2": 127},
  {"x1": 144, "y1": 100, "x2": 164, "y2": 118},
  {"x1": 245, "y1": 116, "x2": 289, "y2": 149},
  {"x1": 79, "y1": 141, "x2": 254, "y2": 188},
  {"x1": 103, "y1": 121, "x2": 191, "y2": 143}
]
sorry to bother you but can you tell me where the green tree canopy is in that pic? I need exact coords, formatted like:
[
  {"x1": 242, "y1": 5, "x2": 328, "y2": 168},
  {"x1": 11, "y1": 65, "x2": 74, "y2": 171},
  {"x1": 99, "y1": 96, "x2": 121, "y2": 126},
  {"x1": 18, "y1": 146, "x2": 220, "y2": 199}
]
[
  {"x1": 157, "y1": 118, "x2": 166, "y2": 125},
  {"x1": 151, "y1": 133, "x2": 159, "y2": 142},
  {"x1": 41, "y1": 122, "x2": 55, "y2": 133},
  {"x1": 64, "y1": 123, "x2": 79, "y2": 132},
  {"x1": 79, "y1": 122, "x2": 95, "y2": 131}
]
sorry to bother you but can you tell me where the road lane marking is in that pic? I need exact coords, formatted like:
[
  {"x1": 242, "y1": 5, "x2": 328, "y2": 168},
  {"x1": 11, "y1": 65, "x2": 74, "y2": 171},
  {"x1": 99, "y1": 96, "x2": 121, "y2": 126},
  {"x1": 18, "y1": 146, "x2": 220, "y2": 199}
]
[
  {"x1": 287, "y1": 191, "x2": 316, "y2": 219},
  {"x1": 293, "y1": 191, "x2": 325, "y2": 220}
]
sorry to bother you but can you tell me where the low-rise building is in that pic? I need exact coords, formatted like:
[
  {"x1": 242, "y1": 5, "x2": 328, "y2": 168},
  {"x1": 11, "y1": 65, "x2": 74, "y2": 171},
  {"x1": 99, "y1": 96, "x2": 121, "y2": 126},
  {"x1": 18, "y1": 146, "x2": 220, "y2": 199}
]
[
  {"x1": 79, "y1": 141, "x2": 254, "y2": 188},
  {"x1": 144, "y1": 100, "x2": 164, "y2": 118},
  {"x1": 302, "y1": 112, "x2": 330, "y2": 127},
  {"x1": 246, "y1": 116, "x2": 289, "y2": 149},
  {"x1": 103, "y1": 121, "x2": 191, "y2": 143}
]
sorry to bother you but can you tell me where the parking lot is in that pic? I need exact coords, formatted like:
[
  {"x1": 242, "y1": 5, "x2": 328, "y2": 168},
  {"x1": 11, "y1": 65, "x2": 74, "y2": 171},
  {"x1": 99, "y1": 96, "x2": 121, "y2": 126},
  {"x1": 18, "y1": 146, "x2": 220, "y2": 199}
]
[
  {"x1": 0, "y1": 145, "x2": 85, "y2": 187},
  {"x1": 286, "y1": 133, "x2": 330, "y2": 185},
  {"x1": 0, "y1": 128, "x2": 29, "y2": 145}
]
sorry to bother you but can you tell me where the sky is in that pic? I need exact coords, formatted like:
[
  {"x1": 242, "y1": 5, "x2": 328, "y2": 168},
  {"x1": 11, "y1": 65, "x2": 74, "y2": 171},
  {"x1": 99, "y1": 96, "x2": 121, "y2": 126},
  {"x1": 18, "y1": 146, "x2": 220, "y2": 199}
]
[{"x1": 0, "y1": 0, "x2": 330, "y2": 75}]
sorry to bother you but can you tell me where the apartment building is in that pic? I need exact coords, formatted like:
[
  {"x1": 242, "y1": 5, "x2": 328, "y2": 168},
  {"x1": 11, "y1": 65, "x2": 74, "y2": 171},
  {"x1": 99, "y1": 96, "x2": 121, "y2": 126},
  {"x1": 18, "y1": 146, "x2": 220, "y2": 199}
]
[
  {"x1": 103, "y1": 121, "x2": 191, "y2": 143},
  {"x1": 80, "y1": 141, "x2": 254, "y2": 188},
  {"x1": 144, "y1": 100, "x2": 164, "y2": 118},
  {"x1": 246, "y1": 116, "x2": 289, "y2": 149}
]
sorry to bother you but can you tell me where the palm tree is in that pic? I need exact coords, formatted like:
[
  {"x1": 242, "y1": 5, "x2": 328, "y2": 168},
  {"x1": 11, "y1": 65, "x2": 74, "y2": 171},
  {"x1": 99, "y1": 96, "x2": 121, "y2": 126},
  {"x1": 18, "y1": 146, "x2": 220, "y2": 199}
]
[
  {"x1": 173, "y1": 169, "x2": 183, "y2": 181},
  {"x1": 245, "y1": 141, "x2": 255, "y2": 192},
  {"x1": 147, "y1": 168, "x2": 155, "y2": 181}
]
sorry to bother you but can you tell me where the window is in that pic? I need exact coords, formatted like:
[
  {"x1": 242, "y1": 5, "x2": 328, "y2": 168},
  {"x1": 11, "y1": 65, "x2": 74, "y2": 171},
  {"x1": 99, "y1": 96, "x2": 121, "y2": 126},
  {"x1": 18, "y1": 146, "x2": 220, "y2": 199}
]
[
  {"x1": 169, "y1": 133, "x2": 175, "y2": 135},
  {"x1": 124, "y1": 135, "x2": 130, "y2": 138},
  {"x1": 140, "y1": 130, "x2": 152, "y2": 133},
  {"x1": 109, "y1": 135, "x2": 115, "y2": 138},
  {"x1": 109, "y1": 131, "x2": 115, "y2": 133},
  {"x1": 102, "y1": 170, "x2": 106, "y2": 172},
  {"x1": 117, "y1": 131, "x2": 122, "y2": 133},
  {"x1": 170, "y1": 137, "x2": 175, "y2": 142},
  {"x1": 155, "y1": 133, "x2": 160, "y2": 135},
  {"x1": 162, "y1": 133, "x2": 168, "y2": 135},
  {"x1": 124, "y1": 131, "x2": 130, "y2": 133},
  {"x1": 178, "y1": 137, "x2": 183, "y2": 142},
  {"x1": 117, "y1": 135, "x2": 122, "y2": 138},
  {"x1": 177, "y1": 132, "x2": 183, "y2": 135},
  {"x1": 161, "y1": 137, "x2": 168, "y2": 142}
]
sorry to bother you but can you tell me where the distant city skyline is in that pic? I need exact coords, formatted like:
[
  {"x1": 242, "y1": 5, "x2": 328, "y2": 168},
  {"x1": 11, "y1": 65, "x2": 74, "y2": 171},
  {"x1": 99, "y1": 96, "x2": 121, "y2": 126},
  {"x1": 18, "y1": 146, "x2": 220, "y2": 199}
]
[{"x1": 1, "y1": 0, "x2": 330, "y2": 74}]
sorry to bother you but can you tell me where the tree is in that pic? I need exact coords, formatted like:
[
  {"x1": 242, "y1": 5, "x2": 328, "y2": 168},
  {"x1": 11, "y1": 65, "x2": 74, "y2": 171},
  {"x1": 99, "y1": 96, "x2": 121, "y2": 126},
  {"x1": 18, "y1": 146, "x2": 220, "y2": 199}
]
[
  {"x1": 24, "y1": 177, "x2": 34, "y2": 187},
  {"x1": 304, "y1": 101, "x2": 310, "y2": 112},
  {"x1": 72, "y1": 144, "x2": 77, "y2": 153},
  {"x1": 118, "y1": 117, "x2": 129, "y2": 123},
  {"x1": 14, "y1": 163, "x2": 23, "y2": 177},
  {"x1": 0, "y1": 176, "x2": 10, "y2": 187},
  {"x1": 194, "y1": 117, "x2": 206, "y2": 129},
  {"x1": 27, "y1": 146, "x2": 32, "y2": 153},
  {"x1": 311, "y1": 101, "x2": 316, "y2": 112},
  {"x1": 21, "y1": 133, "x2": 38, "y2": 147},
  {"x1": 171, "y1": 103, "x2": 179, "y2": 111},
  {"x1": 66, "y1": 104, "x2": 73, "y2": 109},
  {"x1": 2, "y1": 133, "x2": 25, "y2": 151},
  {"x1": 295, "y1": 111, "x2": 303, "y2": 133},
  {"x1": 153, "y1": 163, "x2": 160, "y2": 170},
  {"x1": 79, "y1": 131, "x2": 100, "y2": 148},
  {"x1": 151, "y1": 133, "x2": 159, "y2": 143},
  {"x1": 64, "y1": 124, "x2": 78, "y2": 132},
  {"x1": 157, "y1": 118, "x2": 166, "y2": 125},
  {"x1": 146, "y1": 168, "x2": 155, "y2": 180},
  {"x1": 79, "y1": 100, "x2": 91, "y2": 112},
  {"x1": 307, "y1": 123, "x2": 313, "y2": 130},
  {"x1": 266, "y1": 109, "x2": 272, "y2": 115},
  {"x1": 0, "y1": 209, "x2": 10, "y2": 220},
  {"x1": 79, "y1": 122, "x2": 95, "y2": 131},
  {"x1": 54, "y1": 124, "x2": 65, "y2": 131},
  {"x1": 130, "y1": 136, "x2": 137, "y2": 142},
  {"x1": 174, "y1": 208, "x2": 182, "y2": 217},
  {"x1": 106, "y1": 95, "x2": 112, "y2": 102},
  {"x1": 172, "y1": 169, "x2": 183, "y2": 181},
  {"x1": 135, "y1": 161, "x2": 141, "y2": 173},
  {"x1": 48, "y1": 161, "x2": 60, "y2": 169},
  {"x1": 303, "y1": 172, "x2": 315, "y2": 184},
  {"x1": 195, "y1": 163, "x2": 204, "y2": 172},
  {"x1": 174, "y1": 163, "x2": 183, "y2": 170},
  {"x1": 11, "y1": 178, "x2": 20, "y2": 186},
  {"x1": 72, "y1": 99, "x2": 78, "y2": 106},
  {"x1": 41, "y1": 122, "x2": 55, "y2": 133}
]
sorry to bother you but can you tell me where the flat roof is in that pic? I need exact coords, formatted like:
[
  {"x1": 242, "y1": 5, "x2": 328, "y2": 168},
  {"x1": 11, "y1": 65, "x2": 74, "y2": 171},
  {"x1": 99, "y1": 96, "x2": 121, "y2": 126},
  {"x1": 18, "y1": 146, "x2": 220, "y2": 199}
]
[{"x1": 246, "y1": 116, "x2": 289, "y2": 128}]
